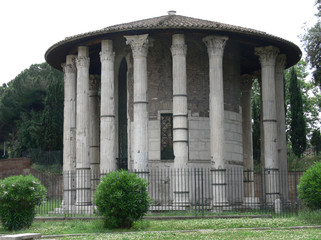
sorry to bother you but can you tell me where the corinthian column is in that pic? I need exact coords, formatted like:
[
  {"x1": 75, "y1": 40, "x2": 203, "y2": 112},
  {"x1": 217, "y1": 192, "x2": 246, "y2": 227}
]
[
  {"x1": 100, "y1": 40, "x2": 116, "y2": 173},
  {"x1": 171, "y1": 34, "x2": 188, "y2": 168},
  {"x1": 171, "y1": 34, "x2": 189, "y2": 207},
  {"x1": 89, "y1": 75, "x2": 100, "y2": 199},
  {"x1": 62, "y1": 55, "x2": 77, "y2": 208},
  {"x1": 275, "y1": 54, "x2": 289, "y2": 201},
  {"x1": 125, "y1": 34, "x2": 150, "y2": 171},
  {"x1": 241, "y1": 75, "x2": 254, "y2": 196},
  {"x1": 203, "y1": 35, "x2": 229, "y2": 209},
  {"x1": 255, "y1": 46, "x2": 280, "y2": 204},
  {"x1": 203, "y1": 35, "x2": 228, "y2": 168},
  {"x1": 75, "y1": 46, "x2": 91, "y2": 207},
  {"x1": 241, "y1": 74, "x2": 254, "y2": 171}
]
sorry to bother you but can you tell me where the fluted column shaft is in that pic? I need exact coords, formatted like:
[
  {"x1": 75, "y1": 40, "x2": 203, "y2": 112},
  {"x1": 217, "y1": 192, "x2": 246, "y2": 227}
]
[
  {"x1": 241, "y1": 74, "x2": 254, "y2": 198},
  {"x1": 203, "y1": 35, "x2": 229, "y2": 208},
  {"x1": 171, "y1": 34, "x2": 189, "y2": 207},
  {"x1": 100, "y1": 40, "x2": 116, "y2": 172},
  {"x1": 255, "y1": 46, "x2": 279, "y2": 203},
  {"x1": 255, "y1": 46, "x2": 279, "y2": 170},
  {"x1": 171, "y1": 34, "x2": 188, "y2": 168},
  {"x1": 75, "y1": 46, "x2": 91, "y2": 206},
  {"x1": 125, "y1": 34, "x2": 150, "y2": 170},
  {"x1": 203, "y1": 35, "x2": 228, "y2": 169},
  {"x1": 241, "y1": 75, "x2": 254, "y2": 171},
  {"x1": 62, "y1": 55, "x2": 77, "y2": 207},
  {"x1": 63, "y1": 55, "x2": 77, "y2": 172},
  {"x1": 275, "y1": 54, "x2": 289, "y2": 201},
  {"x1": 89, "y1": 75, "x2": 100, "y2": 199}
]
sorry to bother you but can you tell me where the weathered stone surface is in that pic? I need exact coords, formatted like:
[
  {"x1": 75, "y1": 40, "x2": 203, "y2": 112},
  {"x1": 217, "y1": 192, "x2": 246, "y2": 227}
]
[{"x1": 51, "y1": 14, "x2": 301, "y2": 214}]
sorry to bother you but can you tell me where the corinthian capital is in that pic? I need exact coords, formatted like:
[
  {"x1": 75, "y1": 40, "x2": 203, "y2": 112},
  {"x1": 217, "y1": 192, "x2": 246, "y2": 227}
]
[
  {"x1": 62, "y1": 62, "x2": 76, "y2": 74},
  {"x1": 171, "y1": 44, "x2": 187, "y2": 56},
  {"x1": 124, "y1": 34, "x2": 149, "y2": 58},
  {"x1": 255, "y1": 46, "x2": 279, "y2": 67},
  {"x1": 203, "y1": 35, "x2": 228, "y2": 57},
  {"x1": 171, "y1": 34, "x2": 187, "y2": 56},
  {"x1": 76, "y1": 56, "x2": 90, "y2": 69},
  {"x1": 62, "y1": 55, "x2": 77, "y2": 74},
  {"x1": 100, "y1": 50, "x2": 115, "y2": 62},
  {"x1": 275, "y1": 54, "x2": 287, "y2": 73}
]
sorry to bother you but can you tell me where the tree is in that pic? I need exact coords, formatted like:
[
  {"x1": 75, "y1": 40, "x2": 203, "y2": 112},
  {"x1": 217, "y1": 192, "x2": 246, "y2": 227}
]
[
  {"x1": 301, "y1": 0, "x2": 321, "y2": 88},
  {"x1": 285, "y1": 60, "x2": 321, "y2": 138},
  {"x1": 41, "y1": 74, "x2": 64, "y2": 151},
  {"x1": 289, "y1": 67, "x2": 306, "y2": 158},
  {"x1": 310, "y1": 129, "x2": 321, "y2": 155},
  {"x1": 0, "y1": 63, "x2": 63, "y2": 158}
]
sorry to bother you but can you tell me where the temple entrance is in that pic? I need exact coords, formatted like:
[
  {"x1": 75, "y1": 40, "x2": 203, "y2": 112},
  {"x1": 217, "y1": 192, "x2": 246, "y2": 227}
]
[{"x1": 117, "y1": 58, "x2": 128, "y2": 170}]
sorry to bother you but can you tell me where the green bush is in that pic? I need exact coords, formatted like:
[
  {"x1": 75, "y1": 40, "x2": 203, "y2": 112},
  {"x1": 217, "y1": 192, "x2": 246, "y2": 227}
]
[
  {"x1": 94, "y1": 170, "x2": 152, "y2": 229},
  {"x1": 297, "y1": 161, "x2": 321, "y2": 210},
  {"x1": 0, "y1": 175, "x2": 47, "y2": 230}
]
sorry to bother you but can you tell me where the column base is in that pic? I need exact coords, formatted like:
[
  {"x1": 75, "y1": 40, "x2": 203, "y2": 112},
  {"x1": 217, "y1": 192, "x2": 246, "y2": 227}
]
[
  {"x1": 51, "y1": 204, "x2": 95, "y2": 215},
  {"x1": 134, "y1": 170, "x2": 149, "y2": 181},
  {"x1": 211, "y1": 202, "x2": 231, "y2": 212},
  {"x1": 173, "y1": 191, "x2": 190, "y2": 208},
  {"x1": 243, "y1": 197, "x2": 260, "y2": 209}
]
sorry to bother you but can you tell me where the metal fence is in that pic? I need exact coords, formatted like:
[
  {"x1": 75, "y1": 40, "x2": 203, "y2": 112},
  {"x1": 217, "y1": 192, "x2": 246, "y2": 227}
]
[{"x1": 2, "y1": 168, "x2": 305, "y2": 217}]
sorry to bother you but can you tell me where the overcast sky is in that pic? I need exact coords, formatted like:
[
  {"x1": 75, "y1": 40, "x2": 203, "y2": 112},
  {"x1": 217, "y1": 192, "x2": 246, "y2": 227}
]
[{"x1": 0, "y1": 0, "x2": 318, "y2": 86}]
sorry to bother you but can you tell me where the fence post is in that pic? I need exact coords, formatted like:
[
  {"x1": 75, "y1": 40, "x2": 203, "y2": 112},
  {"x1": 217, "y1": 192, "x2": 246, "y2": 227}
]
[
  {"x1": 260, "y1": 167, "x2": 264, "y2": 211},
  {"x1": 201, "y1": 168, "x2": 204, "y2": 216},
  {"x1": 294, "y1": 166, "x2": 298, "y2": 216}
]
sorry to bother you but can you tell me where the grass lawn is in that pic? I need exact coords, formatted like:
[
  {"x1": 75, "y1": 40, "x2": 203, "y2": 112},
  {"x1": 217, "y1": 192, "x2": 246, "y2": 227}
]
[
  {"x1": 0, "y1": 211, "x2": 320, "y2": 239},
  {"x1": 61, "y1": 229, "x2": 321, "y2": 239}
]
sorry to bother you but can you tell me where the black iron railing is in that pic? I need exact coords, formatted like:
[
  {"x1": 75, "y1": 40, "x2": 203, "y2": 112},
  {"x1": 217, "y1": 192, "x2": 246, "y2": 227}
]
[{"x1": 1, "y1": 168, "x2": 305, "y2": 217}]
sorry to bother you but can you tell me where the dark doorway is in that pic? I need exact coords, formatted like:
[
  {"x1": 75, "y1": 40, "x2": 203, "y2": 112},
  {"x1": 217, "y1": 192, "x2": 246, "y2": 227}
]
[{"x1": 117, "y1": 58, "x2": 128, "y2": 170}]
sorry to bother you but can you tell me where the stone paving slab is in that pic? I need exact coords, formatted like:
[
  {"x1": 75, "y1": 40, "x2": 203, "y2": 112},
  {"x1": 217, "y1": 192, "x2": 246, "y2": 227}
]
[{"x1": 0, "y1": 233, "x2": 41, "y2": 240}]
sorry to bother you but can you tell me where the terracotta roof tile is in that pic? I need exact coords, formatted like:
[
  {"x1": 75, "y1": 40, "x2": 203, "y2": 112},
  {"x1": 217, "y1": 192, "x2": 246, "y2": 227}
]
[{"x1": 64, "y1": 14, "x2": 268, "y2": 41}]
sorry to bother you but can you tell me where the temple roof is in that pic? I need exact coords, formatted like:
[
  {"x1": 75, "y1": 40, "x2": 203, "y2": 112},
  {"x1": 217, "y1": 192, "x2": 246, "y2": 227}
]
[
  {"x1": 45, "y1": 13, "x2": 301, "y2": 72},
  {"x1": 66, "y1": 13, "x2": 267, "y2": 40}
]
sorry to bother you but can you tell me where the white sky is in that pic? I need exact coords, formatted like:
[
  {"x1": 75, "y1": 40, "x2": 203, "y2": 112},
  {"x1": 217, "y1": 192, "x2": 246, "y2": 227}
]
[{"x1": 0, "y1": 0, "x2": 318, "y2": 86}]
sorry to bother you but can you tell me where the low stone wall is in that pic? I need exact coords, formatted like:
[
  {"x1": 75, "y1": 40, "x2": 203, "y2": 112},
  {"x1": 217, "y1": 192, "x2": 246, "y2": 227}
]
[{"x1": 0, "y1": 158, "x2": 31, "y2": 179}]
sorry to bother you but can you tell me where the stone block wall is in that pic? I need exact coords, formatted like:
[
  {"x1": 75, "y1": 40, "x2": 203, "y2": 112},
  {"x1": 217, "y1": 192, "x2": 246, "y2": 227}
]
[
  {"x1": 131, "y1": 109, "x2": 243, "y2": 170},
  {"x1": 224, "y1": 111, "x2": 243, "y2": 167},
  {"x1": 189, "y1": 117, "x2": 210, "y2": 162},
  {"x1": 0, "y1": 158, "x2": 31, "y2": 179}
]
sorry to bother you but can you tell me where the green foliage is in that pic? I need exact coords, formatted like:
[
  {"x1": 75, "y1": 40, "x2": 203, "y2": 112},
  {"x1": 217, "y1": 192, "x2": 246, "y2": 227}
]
[
  {"x1": 94, "y1": 170, "x2": 152, "y2": 229},
  {"x1": 41, "y1": 74, "x2": 64, "y2": 151},
  {"x1": 0, "y1": 175, "x2": 47, "y2": 230},
  {"x1": 298, "y1": 162, "x2": 321, "y2": 210},
  {"x1": 284, "y1": 60, "x2": 320, "y2": 137},
  {"x1": 288, "y1": 67, "x2": 306, "y2": 158},
  {"x1": 301, "y1": 10, "x2": 321, "y2": 88},
  {"x1": 10, "y1": 111, "x2": 43, "y2": 157},
  {"x1": 287, "y1": 150, "x2": 321, "y2": 171},
  {"x1": 310, "y1": 129, "x2": 321, "y2": 155},
  {"x1": 0, "y1": 63, "x2": 64, "y2": 158}
]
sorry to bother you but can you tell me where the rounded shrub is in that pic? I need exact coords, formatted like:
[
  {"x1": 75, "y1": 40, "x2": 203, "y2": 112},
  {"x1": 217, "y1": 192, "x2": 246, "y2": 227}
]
[
  {"x1": 94, "y1": 170, "x2": 152, "y2": 229},
  {"x1": 0, "y1": 175, "x2": 47, "y2": 230},
  {"x1": 297, "y1": 161, "x2": 321, "y2": 210}
]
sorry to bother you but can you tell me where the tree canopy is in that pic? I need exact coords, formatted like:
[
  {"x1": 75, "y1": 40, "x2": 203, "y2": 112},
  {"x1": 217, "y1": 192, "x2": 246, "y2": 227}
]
[
  {"x1": 0, "y1": 63, "x2": 64, "y2": 158},
  {"x1": 288, "y1": 67, "x2": 307, "y2": 158},
  {"x1": 301, "y1": 0, "x2": 321, "y2": 88}
]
